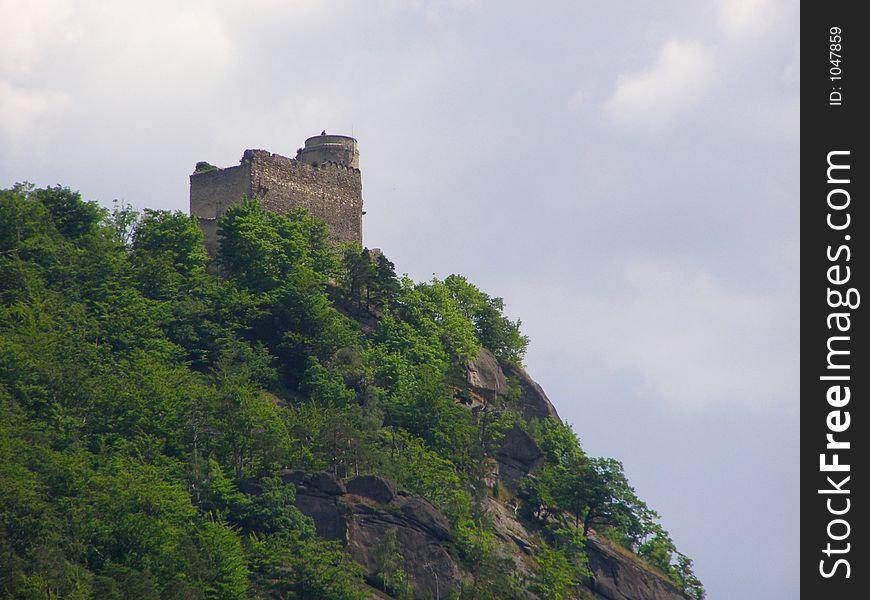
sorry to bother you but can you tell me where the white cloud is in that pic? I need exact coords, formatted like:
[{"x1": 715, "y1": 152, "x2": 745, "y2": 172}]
[
  {"x1": 718, "y1": 0, "x2": 769, "y2": 33},
  {"x1": 569, "y1": 89, "x2": 586, "y2": 109},
  {"x1": 0, "y1": 1, "x2": 238, "y2": 160},
  {"x1": 515, "y1": 257, "x2": 797, "y2": 414},
  {"x1": 0, "y1": 81, "x2": 69, "y2": 139},
  {"x1": 717, "y1": 0, "x2": 794, "y2": 38},
  {"x1": 604, "y1": 40, "x2": 714, "y2": 127},
  {"x1": 0, "y1": 0, "x2": 77, "y2": 74},
  {"x1": 601, "y1": 0, "x2": 796, "y2": 131}
]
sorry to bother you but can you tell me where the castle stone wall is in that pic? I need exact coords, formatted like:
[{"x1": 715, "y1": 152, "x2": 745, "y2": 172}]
[
  {"x1": 246, "y1": 149, "x2": 362, "y2": 245},
  {"x1": 190, "y1": 163, "x2": 252, "y2": 257},
  {"x1": 189, "y1": 143, "x2": 363, "y2": 259}
]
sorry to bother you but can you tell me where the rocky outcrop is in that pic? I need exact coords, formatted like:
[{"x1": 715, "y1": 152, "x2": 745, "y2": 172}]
[
  {"x1": 346, "y1": 474, "x2": 397, "y2": 504},
  {"x1": 271, "y1": 360, "x2": 689, "y2": 600},
  {"x1": 486, "y1": 496, "x2": 688, "y2": 600},
  {"x1": 280, "y1": 469, "x2": 347, "y2": 495},
  {"x1": 279, "y1": 470, "x2": 348, "y2": 540},
  {"x1": 290, "y1": 471, "x2": 462, "y2": 598},
  {"x1": 466, "y1": 347, "x2": 508, "y2": 399},
  {"x1": 343, "y1": 493, "x2": 460, "y2": 598},
  {"x1": 501, "y1": 360, "x2": 561, "y2": 422},
  {"x1": 584, "y1": 537, "x2": 689, "y2": 600},
  {"x1": 495, "y1": 424, "x2": 545, "y2": 491},
  {"x1": 463, "y1": 348, "x2": 561, "y2": 425},
  {"x1": 269, "y1": 469, "x2": 689, "y2": 600}
]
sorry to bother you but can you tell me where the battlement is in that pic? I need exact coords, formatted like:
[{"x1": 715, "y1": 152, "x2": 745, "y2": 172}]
[
  {"x1": 240, "y1": 148, "x2": 361, "y2": 173},
  {"x1": 190, "y1": 134, "x2": 364, "y2": 257}
]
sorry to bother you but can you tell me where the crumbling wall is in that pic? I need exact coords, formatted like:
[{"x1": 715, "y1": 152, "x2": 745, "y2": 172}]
[
  {"x1": 189, "y1": 148, "x2": 363, "y2": 258},
  {"x1": 246, "y1": 149, "x2": 363, "y2": 245},
  {"x1": 189, "y1": 163, "x2": 251, "y2": 257}
]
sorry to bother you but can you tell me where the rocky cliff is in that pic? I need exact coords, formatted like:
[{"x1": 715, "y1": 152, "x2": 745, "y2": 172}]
[{"x1": 277, "y1": 351, "x2": 690, "y2": 600}]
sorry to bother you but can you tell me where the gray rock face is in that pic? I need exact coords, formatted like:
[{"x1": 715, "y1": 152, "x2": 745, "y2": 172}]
[
  {"x1": 279, "y1": 469, "x2": 346, "y2": 496},
  {"x1": 466, "y1": 347, "x2": 508, "y2": 398},
  {"x1": 278, "y1": 470, "x2": 348, "y2": 541},
  {"x1": 495, "y1": 424, "x2": 545, "y2": 491},
  {"x1": 395, "y1": 495, "x2": 451, "y2": 540},
  {"x1": 291, "y1": 472, "x2": 460, "y2": 598},
  {"x1": 345, "y1": 505, "x2": 460, "y2": 599},
  {"x1": 501, "y1": 360, "x2": 561, "y2": 422},
  {"x1": 485, "y1": 496, "x2": 690, "y2": 600},
  {"x1": 269, "y1": 470, "x2": 689, "y2": 600},
  {"x1": 584, "y1": 538, "x2": 689, "y2": 600},
  {"x1": 346, "y1": 475, "x2": 397, "y2": 504}
]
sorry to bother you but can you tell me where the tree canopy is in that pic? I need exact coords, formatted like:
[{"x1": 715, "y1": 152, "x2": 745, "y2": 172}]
[{"x1": 0, "y1": 184, "x2": 702, "y2": 600}]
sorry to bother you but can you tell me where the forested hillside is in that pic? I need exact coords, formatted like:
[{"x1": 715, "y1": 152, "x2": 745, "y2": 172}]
[{"x1": 0, "y1": 184, "x2": 703, "y2": 599}]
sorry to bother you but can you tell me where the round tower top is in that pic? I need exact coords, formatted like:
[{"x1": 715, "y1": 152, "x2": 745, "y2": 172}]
[{"x1": 297, "y1": 133, "x2": 360, "y2": 169}]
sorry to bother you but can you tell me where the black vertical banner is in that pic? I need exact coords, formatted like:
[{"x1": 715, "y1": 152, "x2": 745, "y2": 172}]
[{"x1": 802, "y1": 4, "x2": 868, "y2": 598}]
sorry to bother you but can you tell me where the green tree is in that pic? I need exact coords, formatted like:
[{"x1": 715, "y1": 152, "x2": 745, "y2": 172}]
[
  {"x1": 183, "y1": 519, "x2": 249, "y2": 600},
  {"x1": 443, "y1": 274, "x2": 528, "y2": 363},
  {"x1": 106, "y1": 199, "x2": 140, "y2": 246},
  {"x1": 241, "y1": 478, "x2": 314, "y2": 536},
  {"x1": 379, "y1": 428, "x2": 470, "y2": 526},
  {"x1": 533, "y1": 419, "x2": 585, "y2": 466},
  {"x1": 248, "y1": 532, "x2": 365, "y2": 600},
  {"x1": 218, "y1": 199, "x2": 336, "y2": 292},
  {"x1": 133, "y1": 210, "x2": 208, "y2": 275},
  {"x1": 372, "y1": 252, "x2": 400, "y2": 306},
  {"x1": 131, "y1": 209, "x2": 208, "y2": 298},
  {"x1": 530, "y1": 542, "x2": 583, "y2": 600},
  {"x1": 218, "y1": 198, "x2": 304, "y2": 291},
  {"x1": 92, "y1": 564, "x2": 160, "y2": 600},
  {"x1": 320, "y1": 403, "x2": 381, "y2": 478},
  {"x1": 0, "y1": 181, "x2": 703, "y2": 600},
  {"x1": 570, "y1": 458, "x2": 643, "y2": 538},
  {"x1": 192, "y1": 458, "x2": 249, "y2": 518},
  {"x1": 205, "y1": 359, "x2": 290, "y2": 477},
  {"x1": 67, "y1": 455, "x2": 196, "y2": 579},
  {"x1": 301, "y1": 358, "x2": 356, "y2": 405},
  {"x1": 375, "y1": 528, "x2": 410, "y2": 598},
  {"x1": 340, "y1": 244, "x2": 376, "y2": 312},
  {"x1": 34, "y1": 185, "x2": 105, "y2": 240},
  {"x1": 674, "y1": 553, "x2": 705, "y2": 600},
  {"x1": 636, "y1": 524, "x2": 676, "y2": 574}
]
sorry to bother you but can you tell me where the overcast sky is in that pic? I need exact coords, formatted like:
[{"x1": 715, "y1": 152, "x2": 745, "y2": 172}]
[{"x1": 1, "y1": 1, "x2": 799, "y2": 598}]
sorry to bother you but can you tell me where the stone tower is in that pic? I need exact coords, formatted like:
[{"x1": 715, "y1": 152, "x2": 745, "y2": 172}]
[
  {"x1": 297, "y1": 133, "x2": 360, "y2": 169},
  {"x1": 190, "y1": 133, "x2": 363, "y2": 257}
]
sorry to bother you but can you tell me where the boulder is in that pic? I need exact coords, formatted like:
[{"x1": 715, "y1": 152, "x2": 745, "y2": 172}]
[
  {"x1": 278, "y1": 470, "x2": 347, "y2": 542},
  {"x1": 346, "y1": 475, "x2": 397, "y2": 504},
  {"x1": 290, "y1": 473, "x2": 462, "y2": 598},
  {"x1": 495, "y1": 424, "x2": 545, "y2": 491},
  {"x1": 279, "y1": 470, "x2": 349, "y2": 541},
  {"x1": 466, "y1": 347, "x2": 507, "y2": 399},
  {"x1": 305, "y1": 471, "x2": 347, "y2": 496},
  {"x1": 278, "y1": 469, "x2": 346, "y2": 496},
  {"x1": 500, "y1": 360, "x2": 560, "y2": 422},
  {"x1": 394, "y1": 495, "x2": 451, "y2": 541},
  {"x1": 345, "y1": 509, "x2": 461, "y2": 599},
  {"x1": 296, "y1": 491, "x2": 349, "y2": 542}
]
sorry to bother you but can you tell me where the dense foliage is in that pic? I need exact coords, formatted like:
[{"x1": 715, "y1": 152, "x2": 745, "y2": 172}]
[{"x1": 0, "y1": 185, "x2": 702, "y2": 599}]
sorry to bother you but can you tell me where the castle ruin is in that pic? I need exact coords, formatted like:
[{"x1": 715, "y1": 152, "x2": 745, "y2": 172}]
[{"x1": 190, "y1": 133, "x2": 363, "y2": 256}]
